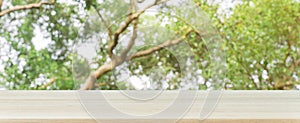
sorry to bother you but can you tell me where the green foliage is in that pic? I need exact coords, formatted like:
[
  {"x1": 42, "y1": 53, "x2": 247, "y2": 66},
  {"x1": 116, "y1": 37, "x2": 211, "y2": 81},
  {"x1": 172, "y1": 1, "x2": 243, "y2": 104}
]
[
  {"x1": 0, "y1": 0, "x2": 299, "y2": 90},
  {"x1": 220, "y1": 0, "x2": 300, "y2": 89},
  {"x1": 0, "y1": 1, "x2": 82, "y2": 90}
]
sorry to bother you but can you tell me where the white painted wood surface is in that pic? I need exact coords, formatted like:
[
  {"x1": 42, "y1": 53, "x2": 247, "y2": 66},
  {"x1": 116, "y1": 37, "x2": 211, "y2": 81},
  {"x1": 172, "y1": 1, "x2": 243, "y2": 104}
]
[{"x1": 0, "y1": 91, "x2": 299, "y2": 123}]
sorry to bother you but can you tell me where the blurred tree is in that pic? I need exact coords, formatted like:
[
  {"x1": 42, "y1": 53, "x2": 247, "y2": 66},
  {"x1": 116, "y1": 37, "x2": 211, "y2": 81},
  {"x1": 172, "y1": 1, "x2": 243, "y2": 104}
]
[
  {"x1": 77, "y1": 0, "x2": 214, "y2": 90},
  {"x1": 214, "y1": 0, "x2": 300, "y2": 89},
  {"x1": 0, "y1": 0, "x2": 81, "y2": 89},
  {"x1": 0, "y1": 0, "x2": 299, "y2": 90}
]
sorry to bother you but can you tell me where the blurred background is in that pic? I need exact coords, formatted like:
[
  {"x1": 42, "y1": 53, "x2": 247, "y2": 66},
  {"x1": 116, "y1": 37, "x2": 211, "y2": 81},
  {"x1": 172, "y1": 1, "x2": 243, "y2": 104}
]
[{"x1": 0, "y1": 0, "x2": 299, "y2": 90}]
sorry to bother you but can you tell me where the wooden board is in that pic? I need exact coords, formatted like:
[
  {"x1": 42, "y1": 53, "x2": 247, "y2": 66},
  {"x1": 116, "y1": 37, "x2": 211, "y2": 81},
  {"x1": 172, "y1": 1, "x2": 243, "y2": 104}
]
[{"x1": 0, "y1": 91, "x2": 299, "y2": 123}]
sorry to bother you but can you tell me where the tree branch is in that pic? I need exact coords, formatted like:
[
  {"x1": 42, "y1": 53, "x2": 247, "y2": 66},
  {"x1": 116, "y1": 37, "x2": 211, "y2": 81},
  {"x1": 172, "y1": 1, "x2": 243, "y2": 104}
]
[
  {"x1": 80, "y1": 57, "x2": 122, "y2": 90},
  {"x1": 236, "y1": 58, "x2": 259, "y2": 89},
  {"x1": 92, "y1": 5, "x2": 113, "y2": 43},
  {"x1": 80, "y1": 0, "x2": 173, "y2": 90},
  {"x1": 127, "y1": 37, "x2": 181, "y2": 60},
  {"x1": 38, "y1": 77, "x2": 72, "y2": 90},
  {"x1": 108, "y1": 0, "x2": 167, "y2": 58},
  {"x1": 127, "y1": 29, "x2": 192, "y2": 61},
  {"x1": 120, "y1": 18, "x2": 139, "y2": 58},
  {"x1": 0, "y1": 0, "x2": 3, "y2": 11},
  {"x1": 38, "y1": 78, "x2": 56, "y2": 90},
  {"x1": 80, "y1": 29, "x2": 192, "y2": 90},
  {"x1": 120, "y1": 0, "x2": 139, "y2": 57},
  {"x1": 0, "y1": 1, "x2": 55, "y2": 17}
]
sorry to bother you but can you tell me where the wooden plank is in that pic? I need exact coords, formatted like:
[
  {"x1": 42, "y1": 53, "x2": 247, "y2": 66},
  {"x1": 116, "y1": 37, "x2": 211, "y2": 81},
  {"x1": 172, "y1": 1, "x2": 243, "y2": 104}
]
[{"x1": 0, "y1": 91, "x2": 299, "y2": 123}]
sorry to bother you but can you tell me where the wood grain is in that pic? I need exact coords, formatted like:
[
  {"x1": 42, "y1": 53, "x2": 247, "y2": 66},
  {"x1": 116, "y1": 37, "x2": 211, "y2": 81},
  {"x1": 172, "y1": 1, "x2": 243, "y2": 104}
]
[{"x1": 0, "y1": 91, "x2": 299, "y2": 123}]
